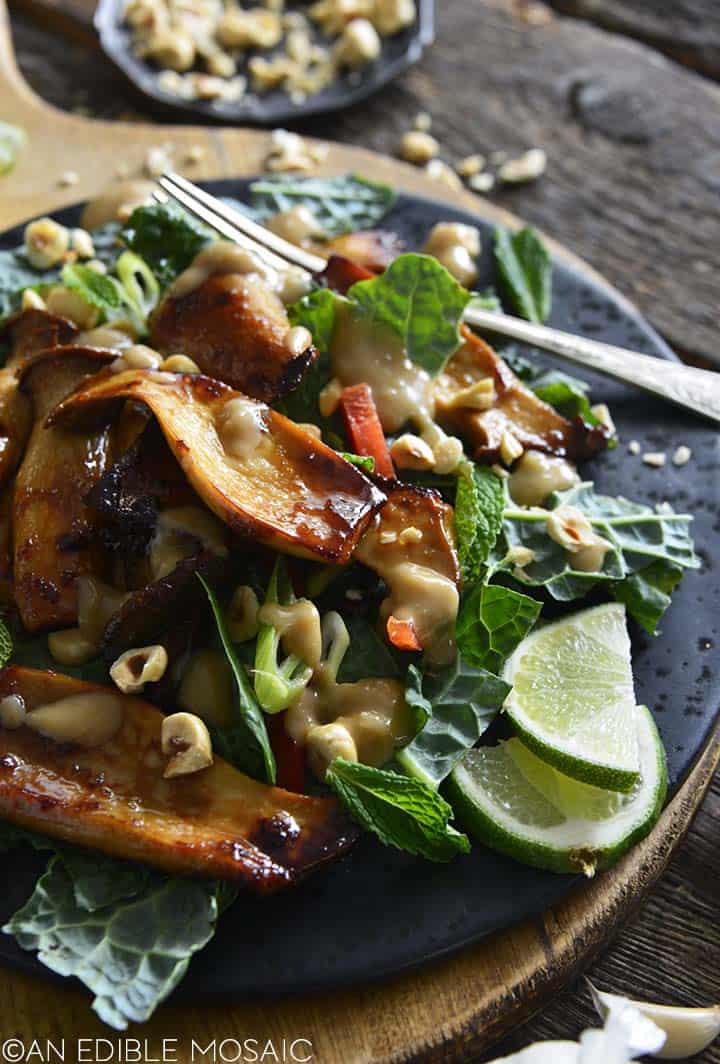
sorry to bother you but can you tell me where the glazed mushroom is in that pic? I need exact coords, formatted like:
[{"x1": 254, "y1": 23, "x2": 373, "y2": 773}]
[
  {"x1": 13, "y1": 345, "x2": 117, "y2": 631},
  {"x1": 48, "y1": 368, "x2": 386, "y2": 564},
  {"x1": 0, "y1": 666, "x2": 359, "y2": 890}
]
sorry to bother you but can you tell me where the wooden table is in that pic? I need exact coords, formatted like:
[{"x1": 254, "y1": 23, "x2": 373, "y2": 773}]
[{"x1": 4, "y1": 1, "x2": 720, "y2": 1060}]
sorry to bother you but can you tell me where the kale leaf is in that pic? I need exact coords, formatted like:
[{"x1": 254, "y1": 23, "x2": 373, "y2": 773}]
[{"x1": 249, "y1": 173, "x2": 396, "y2": 237}]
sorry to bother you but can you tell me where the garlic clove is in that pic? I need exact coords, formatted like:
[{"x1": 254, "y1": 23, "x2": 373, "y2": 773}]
[{"x1": 589, "y1": 982, "x2": 720, "y2": 1060}]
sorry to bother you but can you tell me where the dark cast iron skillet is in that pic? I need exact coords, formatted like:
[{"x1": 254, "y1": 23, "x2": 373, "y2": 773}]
[{"x1": 0, "y1": 180, "x2": 718, "y2": 1000}]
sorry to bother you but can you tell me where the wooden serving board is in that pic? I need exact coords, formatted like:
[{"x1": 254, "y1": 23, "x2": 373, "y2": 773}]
[{"x1": 1, "y1": 6, "x2": 719, "y2": 1060}]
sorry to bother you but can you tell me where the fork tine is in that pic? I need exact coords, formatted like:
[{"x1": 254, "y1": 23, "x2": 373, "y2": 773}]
[
  {"x1": 160, "y1": 171, "x2": 327, "y2": 275},
  {"x1": 156, "y1": 175, "x2": 295, "y2": 276}
]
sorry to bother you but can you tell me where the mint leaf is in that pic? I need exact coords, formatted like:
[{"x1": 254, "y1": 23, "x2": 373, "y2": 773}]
[
  {"x1": 62, "y1": 262, "x2": 123, "y2": 312},
  {"x1": 325, "y1": 758, "x2": 469, "y2": 861},
  {"x1": 121, "y1": 203, "x2": 212, "y2": 288},
  {"x1": 498, "y1": 482, "x2": 699, "y2": 602},
  {"x1": 198, "y1": 575, "x2": 276, "y2": 784},
  {"x1": 340, "y1": 452, "x2": 375, "y2": 472},
  {"x1": 494, "y1": 226, "x2": 551, "y2": 324},
  {"x1": 249, "y1": 173, "x2": 396, "y2": 237},
  {"x1": 5, "y1": 856, "x2": 224, "y2": 1030},
  {"x1": 454, "y1": 461, "x2": 505, "y2": 582},
  {"x1": 397, "y1": 660, "x2": 509, "y2": 789},
  {"x1": 611, "y1": 559, "x2": 684, "y2": 636},
  {"x1": 349, "y1": 253, "x2": 471, "y2": 374},
  {"x1": 531, "y1": 370, "x2": 603, "y2": 426},
  {"x1": 456, "y1": 583, "x2": 541, "y2": 674}
]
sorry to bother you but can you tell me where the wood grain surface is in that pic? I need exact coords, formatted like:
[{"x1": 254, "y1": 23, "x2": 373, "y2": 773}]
[{"x1": 1, "y1": 2, "x2": 719, "y2": 1060}]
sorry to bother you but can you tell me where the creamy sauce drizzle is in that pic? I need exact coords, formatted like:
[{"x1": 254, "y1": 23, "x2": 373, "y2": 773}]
[
  {"x1": 168, "y1": 241, "x2": 310, "y2": 306},
  {"x1": 286, "y1": 670, "x2": 413, "y2": 769},
  {"x1": 329, "y1": 304, "x2": 463, "y2": 473},
  {"x1": 509, "y1": 450, "x2": 579, "y2": 507},
  {"x1": 258, "y1": 600, "x2": 322, "y2": 668},
  {"x1": 357, "y1": 515, "x2": 459, "y2": 666}
]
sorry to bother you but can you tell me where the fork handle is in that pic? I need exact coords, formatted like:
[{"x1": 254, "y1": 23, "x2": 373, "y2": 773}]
[{"x1": 464, "y1": 305, "x2": 720, "y2": 426}]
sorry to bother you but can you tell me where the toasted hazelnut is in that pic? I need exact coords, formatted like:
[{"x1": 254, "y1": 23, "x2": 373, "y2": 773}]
[
  {"x1": 400, "y1": 130, "x2": 439, "y2": 165},
  {"x1": 71, "y1": 228, "x2": 95, "y2": 260},
  {"x1": 24, "y1": 217, "x2": 69, "y2": 269},
  {"x1": 335, "y1": 18, "x2": 381, "y2": 69},
  {"x1": 45, "y1": 286, "x2": 100, "y2": 329},
  {"x1": 0, "y1": 694, "x2": 26, "y2": 730},
  {"x1": 26, "y1": 693, "x2": 125, "y2": 748},
  {"x1": 499, "y1": 430, "x2": 524, "y2": 466},
  {"x1": 306, "y1": 721, "x2": 358, "y2": 780},
  {"x1": 162, "y1": 712, "x2": 214, "y2": 778},
  {"x1": 21, "y1": 288, "x2": 46, "y2": 312},
  {"x1": 390, "y1": 433, "x2": 435, "y2": 470},
  {"x1": 110, "y1": 645, "x2": 168, "y2": 695},
  {"x1": 160, "y1": 354, "x2": 201, "y2": 374},
  {"x1": 318, "y1": 377, "x2": 344, "y2": 417},
  {"x1": 284, "y1": 325, "x2": 313, "y2": 357}
]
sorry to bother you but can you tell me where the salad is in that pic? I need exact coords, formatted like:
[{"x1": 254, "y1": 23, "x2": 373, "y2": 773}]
[{"x1": 0, "y1": 174, "x2": 699, "y2": 1028}]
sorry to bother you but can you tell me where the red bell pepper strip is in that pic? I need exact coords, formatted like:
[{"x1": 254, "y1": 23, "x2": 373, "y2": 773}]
[
  {"x1": 320, "y1": 254, "x2": 375, "y2": 295},
  {"x1": 338, "y1": 383, "x2": 395, "y2": 480},
  {"x1": 386, "y1": 615, "x2": 423, "y2": 652},
  {"x1": 267, "y1": 712, "x2": 306, "y2": 794}
]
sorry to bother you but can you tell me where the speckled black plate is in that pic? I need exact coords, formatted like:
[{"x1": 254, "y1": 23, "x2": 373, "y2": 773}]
[
  {"x1": 94, "y1": 0, "x2": 434, "y2": 124},
  {"x1": 1, "y1": 181, "x2": 718, "y2": 999}
]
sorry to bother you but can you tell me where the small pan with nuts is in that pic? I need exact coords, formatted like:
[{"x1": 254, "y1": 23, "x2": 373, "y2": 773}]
[{"x1": 92, "y1": 0, "x2": 435, "y2": 125}]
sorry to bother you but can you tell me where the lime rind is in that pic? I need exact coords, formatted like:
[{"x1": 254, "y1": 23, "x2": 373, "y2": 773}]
[
  {"x1": 502, "y1": 603, "x2": 639, "y2": 792},
  {"x1": 446, "y1": 705, "x2": 667, "y2": 875}
]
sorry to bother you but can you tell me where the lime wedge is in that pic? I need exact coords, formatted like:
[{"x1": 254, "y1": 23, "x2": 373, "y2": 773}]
[
  {"x1": 0, "y1": 122, "x2": 26, "y2": 176},
  {"x1": 502, "y1": 602, "x2": 639, "y2": 792},
  {"x1": 446, "y1": 705, "x2": 666, "y2": 875}
]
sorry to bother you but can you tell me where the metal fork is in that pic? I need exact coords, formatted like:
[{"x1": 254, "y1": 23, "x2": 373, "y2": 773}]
[{"x1": 156, "y1": 171, "x2": 720, "y2": 427}]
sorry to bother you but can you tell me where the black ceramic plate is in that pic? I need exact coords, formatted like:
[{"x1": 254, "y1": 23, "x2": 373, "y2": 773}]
[
  {"x1": 94, "y1": 0, "x2": 434, "y2": 124},
  {"x1": 1, "y1": 182, "x2": 718, "y2": 999}
]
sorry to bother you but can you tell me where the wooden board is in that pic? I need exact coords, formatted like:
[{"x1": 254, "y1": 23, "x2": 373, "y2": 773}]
[{"x1": 0, "y1": 6, "x2": 719, "y2": 1059}]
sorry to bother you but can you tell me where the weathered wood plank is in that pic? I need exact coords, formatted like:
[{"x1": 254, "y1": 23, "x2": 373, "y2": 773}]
[{"x1": 548, "y1": 0, "x2": 720, "y2": 81}]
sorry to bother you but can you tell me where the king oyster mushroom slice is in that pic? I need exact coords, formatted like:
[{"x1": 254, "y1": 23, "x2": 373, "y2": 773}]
[
  {"x1": 0, "y1": 309, "x2": 78, "y2": 489},
  {"x1": 13, "y1": 345, "x2": 117, "y2": 631},
  {"x1": 0, "y1": 666, "x2": 358, "y2": 890},
  {"x1": 149, "y1": 242, "x2": 316, "y2": 403},
  {"x1": 434, "y1": 326, "x2": 611, "y2": 463},
  {"x1": 48, "y1": 368, "x2": 386, "y2": 564}
]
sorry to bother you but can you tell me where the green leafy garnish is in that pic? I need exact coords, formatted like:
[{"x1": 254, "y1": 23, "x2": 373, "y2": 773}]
[
  {"x1": 398, "y1": 661, "x2": 509, "y2": 789},
  {"x1": 494, "y1": 226, "x2": 551, "y2": 324},
  {"x1": 0, "y1": 249, "x2": 60, "y2": 323},
  {"x1": 349, "y1": 253, "x2": 471, "y2": 374},
  {"x1": 199, "y1": 575, "x2": 276, "y2": 783},
  {"x1": 611, "y1": 559, "x2": 684, "y2": 636},
  {"x1": 0, "y1": 122, "x2": 26, "y2": 176},
  {"x1": 249, "y1": 173, "x2": 396, "y2": 237},
  {"x1": 325, "y1": 759, "x2": 470, "y2": 862},
  {"x1": 456, "y1": 583, "x2": 541, "y2": 674},
  {"x1": 5, "y1": 855, "x2": 227, "y2": 1031},
  {"x1": 121, "y1": 202, "x2": 212, "y2": 288},
  {"x1": 0, "y1": 618, "x2": 12, "y2": 668},
  {"x1": 531, "y1": 370, "x2": 606, "y2": 431},
  {"x1": 62, "y1": 262, "x2": 123, "y2": 311},
  {"x1": 498, "y1": 482, "x2": 699, "y2": 602},
  {"x1": 454, "y1": 461, "x2": 505, "y2": 582},
  {"x1": 340, "y1": 452, "x2": 375, "y2": 472},
  {"x1": 335, "y1": 614, "x2": 401, "y2": 683},
  {"x1": 253, "y1": 560, "x2": 313, "y2": 715}
]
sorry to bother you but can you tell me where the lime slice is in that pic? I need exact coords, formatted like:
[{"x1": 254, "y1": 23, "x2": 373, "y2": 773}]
[
  {"x1": 446, "y1": 705, "x2": 666, "y2": 875},
  {"x1": 0, "y1": 122, "x2": 26, "y2": 176},
  {"x1": 502, "y1": 602, "x2": 639, "y2": 792}
]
